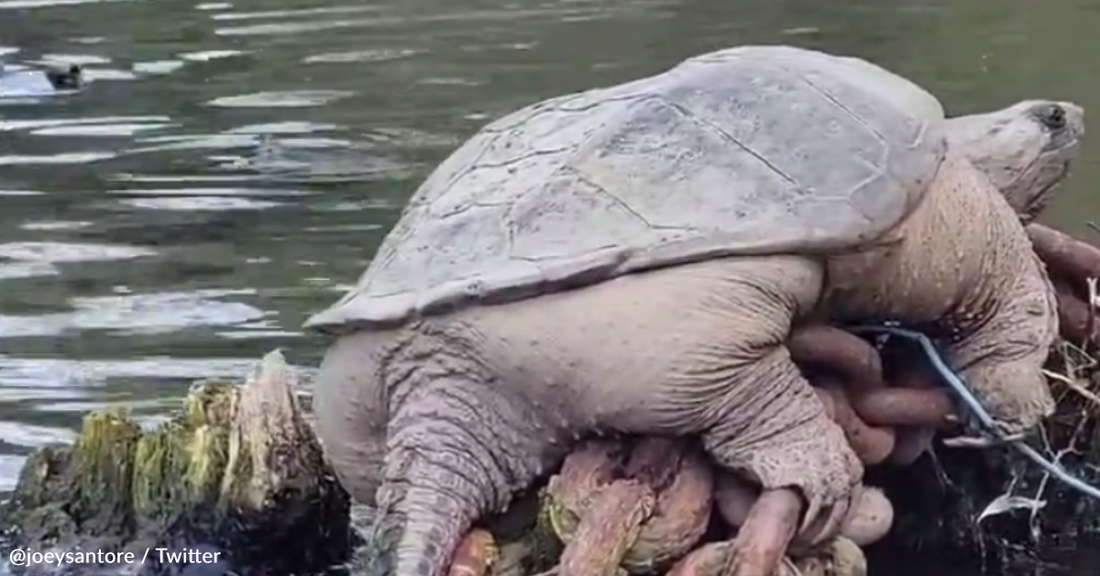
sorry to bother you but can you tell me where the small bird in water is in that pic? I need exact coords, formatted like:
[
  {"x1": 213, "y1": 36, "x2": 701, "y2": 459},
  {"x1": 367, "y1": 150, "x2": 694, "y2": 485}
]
[
  {"x1": 0, "y1": 61, "x2": 83, "y2": 96},
  {"x1": 45, "y1": 63, "x2": 83, "y2": 90}
]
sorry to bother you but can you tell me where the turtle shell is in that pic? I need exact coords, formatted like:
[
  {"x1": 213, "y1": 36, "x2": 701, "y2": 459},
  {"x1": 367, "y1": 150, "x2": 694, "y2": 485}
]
[{"x1": 305, "y1": 45, "x2": 947, "y2": 332}]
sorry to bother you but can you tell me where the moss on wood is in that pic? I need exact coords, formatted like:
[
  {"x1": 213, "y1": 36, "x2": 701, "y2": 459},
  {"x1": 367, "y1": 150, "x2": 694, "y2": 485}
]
[{"x1": 0, "y1": 350, "x2": 353, "y2": 576}]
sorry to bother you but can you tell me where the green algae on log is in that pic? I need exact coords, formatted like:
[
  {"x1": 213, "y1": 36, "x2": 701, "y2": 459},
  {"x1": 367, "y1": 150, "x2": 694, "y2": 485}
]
[{"x1": 0, "y1": 350, "x2": 354, "y2": 575}]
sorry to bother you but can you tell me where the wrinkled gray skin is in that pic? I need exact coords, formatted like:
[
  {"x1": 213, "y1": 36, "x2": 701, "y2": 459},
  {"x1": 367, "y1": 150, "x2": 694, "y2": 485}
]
[
  {"x1": 949, "y1": 100, "x2": 1082, "y2": 222},
  {"x1": 308, "y1": 47, "x2": 1084, "y2": 576}
]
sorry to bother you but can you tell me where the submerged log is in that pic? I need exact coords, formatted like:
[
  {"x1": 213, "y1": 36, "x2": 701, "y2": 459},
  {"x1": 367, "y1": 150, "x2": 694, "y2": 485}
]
[{"x1": 0, "y1": 350, "x2": 353, "y2": 576}]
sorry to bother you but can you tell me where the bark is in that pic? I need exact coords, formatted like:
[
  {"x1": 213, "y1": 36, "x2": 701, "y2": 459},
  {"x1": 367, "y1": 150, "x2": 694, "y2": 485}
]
[{"x1": 0, "y1": 350, "x2": 353, "y2": 576}]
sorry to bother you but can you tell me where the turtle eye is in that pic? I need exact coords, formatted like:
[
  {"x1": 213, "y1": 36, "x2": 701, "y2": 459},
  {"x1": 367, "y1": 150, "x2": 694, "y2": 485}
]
[{"x1": 1037, "y1": 103, "x2": 1067, "y2": 130}]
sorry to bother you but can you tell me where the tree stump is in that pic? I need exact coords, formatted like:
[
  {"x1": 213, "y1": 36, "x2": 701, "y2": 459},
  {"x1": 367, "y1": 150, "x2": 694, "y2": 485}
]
[{"x1": 0, "y1": 350, "x2": 353, "y2": 576}]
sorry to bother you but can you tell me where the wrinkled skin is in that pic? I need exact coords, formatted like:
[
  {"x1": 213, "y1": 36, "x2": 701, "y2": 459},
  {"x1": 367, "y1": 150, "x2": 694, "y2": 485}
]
[
  {"x1": 948, "y1": 100, "x2": 1082, "y2": 222},
  {"x1": 312, "y1": 100, "x2": 1084, "y2": 576}
]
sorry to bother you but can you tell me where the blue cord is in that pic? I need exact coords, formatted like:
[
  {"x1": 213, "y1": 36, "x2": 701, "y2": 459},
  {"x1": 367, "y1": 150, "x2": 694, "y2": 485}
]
[{"x1": 847, "y1": 324, "x2": 1100, "y2": 501}]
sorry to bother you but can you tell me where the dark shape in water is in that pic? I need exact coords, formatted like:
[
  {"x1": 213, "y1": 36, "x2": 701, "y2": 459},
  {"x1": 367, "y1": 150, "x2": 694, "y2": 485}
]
[
  {"x1": 44, "y1": 64, "x2": 83, "y2": 90},
  {"x1": 0, "y1": 62, "x2": 83, "y2": 96}
]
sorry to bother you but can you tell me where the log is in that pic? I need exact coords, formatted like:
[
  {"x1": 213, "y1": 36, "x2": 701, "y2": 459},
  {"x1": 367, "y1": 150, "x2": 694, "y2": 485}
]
[
  {"x1": 541, "y1": 437, "x2": 713, "y2": 575},
  {"x1": 0, "y1": 350, "x2": 353, "y2": 576},
  {"x1": 1028, "y1": 223, "x2": 1100, "y2": 287},
  {"x1": 714, "y1": 473, "x2": 894, "y2": 548},
  {"x1": 447, "y1": 529, "x2": 498, "y2": 576},
  {"x1": 12, "y1": 221, "x2": 1100, "y2": 576}
]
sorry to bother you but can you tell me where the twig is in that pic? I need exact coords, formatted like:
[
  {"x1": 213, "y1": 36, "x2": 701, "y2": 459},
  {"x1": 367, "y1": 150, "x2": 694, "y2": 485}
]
[
  {"x1": 1086, "y1": 277, "x2": 1098, "y2": 354},
  {"x1": 1042, "y1": 368, "x2": 1100, "y2": 408}
]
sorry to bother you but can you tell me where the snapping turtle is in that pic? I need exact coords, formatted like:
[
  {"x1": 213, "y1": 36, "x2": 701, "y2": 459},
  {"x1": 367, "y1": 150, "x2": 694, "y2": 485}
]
[{"x1": 305, "y1": 45, "x2": 1084, "y2": 576}]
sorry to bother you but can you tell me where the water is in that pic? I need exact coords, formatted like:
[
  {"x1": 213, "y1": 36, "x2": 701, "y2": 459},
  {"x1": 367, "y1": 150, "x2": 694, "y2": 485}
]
[{"x1": 0, "y1": 0, "x2": 1099, "y2": 569}]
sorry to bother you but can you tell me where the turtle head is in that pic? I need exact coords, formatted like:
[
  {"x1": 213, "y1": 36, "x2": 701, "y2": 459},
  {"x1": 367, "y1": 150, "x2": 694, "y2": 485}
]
[{"x1": 945, "y1": 99, "x2": 1085, "y2": 223}]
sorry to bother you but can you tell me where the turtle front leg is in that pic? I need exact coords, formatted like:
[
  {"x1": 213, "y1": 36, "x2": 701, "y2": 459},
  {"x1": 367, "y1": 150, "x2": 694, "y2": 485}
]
[
  {"x1": 946, "y1": 253, "x2": 1058, "y2": 435},
  {"x1": 699, "y1": 350, "x2": 863, "y2": 576}
]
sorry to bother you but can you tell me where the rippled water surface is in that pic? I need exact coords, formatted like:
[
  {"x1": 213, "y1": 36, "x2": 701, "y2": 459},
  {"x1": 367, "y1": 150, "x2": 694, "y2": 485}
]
[{"x1": 1, "y1": 0, "x2": 1100, "y2": 570}]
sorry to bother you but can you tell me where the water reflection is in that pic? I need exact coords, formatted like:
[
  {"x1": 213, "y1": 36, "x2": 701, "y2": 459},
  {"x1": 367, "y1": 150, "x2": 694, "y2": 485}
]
[{"x1": 0, "y1": 0, "x2": 1098, "y2": 573}]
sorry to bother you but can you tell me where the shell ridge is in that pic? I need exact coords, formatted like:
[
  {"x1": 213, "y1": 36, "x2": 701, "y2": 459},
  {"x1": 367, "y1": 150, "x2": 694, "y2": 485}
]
[
  {"x1": 303, "y1": 45, "x2": 950, "y2": 332},
  {"x1": 658, "y1": 95, "x2": 800, "y2": 188}
]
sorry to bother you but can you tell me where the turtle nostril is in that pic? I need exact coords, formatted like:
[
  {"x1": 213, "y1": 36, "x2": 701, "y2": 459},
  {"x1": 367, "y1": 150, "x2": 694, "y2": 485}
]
[{"x1": 1040, "y1": 104, "x2": 1067, "y2": 130}]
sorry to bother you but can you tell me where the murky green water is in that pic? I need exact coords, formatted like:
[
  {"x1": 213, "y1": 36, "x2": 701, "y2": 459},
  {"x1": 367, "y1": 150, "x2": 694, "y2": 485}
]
[{"x1": 0, "y1": 0, "x2": 1098, "y2": 569}]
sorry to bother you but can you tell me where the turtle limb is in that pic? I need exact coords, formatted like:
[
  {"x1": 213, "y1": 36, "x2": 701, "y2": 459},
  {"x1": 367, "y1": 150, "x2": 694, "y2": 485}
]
[
  {"x1": 942, "y1": 252, "x2": 1058, "y2": 435},
  {"x1": 370, "y1": 369, "x2": 558, "y2": 576},
  {"x1": 700, "y1": 350, "x2": 862, "y2": 566}
]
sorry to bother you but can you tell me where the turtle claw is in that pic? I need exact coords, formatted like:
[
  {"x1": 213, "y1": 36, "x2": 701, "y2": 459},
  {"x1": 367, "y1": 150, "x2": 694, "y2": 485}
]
[
  {"x1": 798, "y1": 495, "x2": 823, "y2": 537},
  {"x1": 795, "y1": 496, "x2": 852, "y2": 549}
]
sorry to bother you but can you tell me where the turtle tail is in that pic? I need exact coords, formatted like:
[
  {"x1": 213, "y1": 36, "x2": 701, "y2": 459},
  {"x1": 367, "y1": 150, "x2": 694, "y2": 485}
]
[{"x1": 367, "y1": 369, "x2": 557, "y2": 576}]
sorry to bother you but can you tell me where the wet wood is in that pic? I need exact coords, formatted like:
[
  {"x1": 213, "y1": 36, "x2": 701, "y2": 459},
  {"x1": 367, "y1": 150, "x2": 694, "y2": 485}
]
[
  {"x1": 558, "y1": 480, "x2": 654, "y2": 576},
  {"x1": 623, "y1": 439, "x2": 714, "y2": 568},
  {"x1": 837, "y1": 487, "x2": 893, "y2": 547},
  {"x1": 1054, "y1": 279, "x2": 1100, "y2": 349},
  {"x1": 816, "y1": 381, "x2": 896, "y2": 465},
  {"x1": 665, "y1": 541, "x2": 735, "y2": 576},
  {"x1": 789, "y1": 325, "x2": 887, "y2": 395},
  {"x1": 727, "y1": 488, "x2": 802, "y2": 576},
  {"x1": 715, "y1": 474, "x2": 893, "y2": 548},
  {"x1": 543, "y1": 438, "x2": 713, "y2": 574},
  {"x1": 850, "y1": 387, "x2": 956, "y2": 428},
  {"x1": 447, "y1": 529, "x2": 497, "y2": 576},
  {"x1": 1028, "y1": 223, "x2": 1100, "y2": 285}
]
